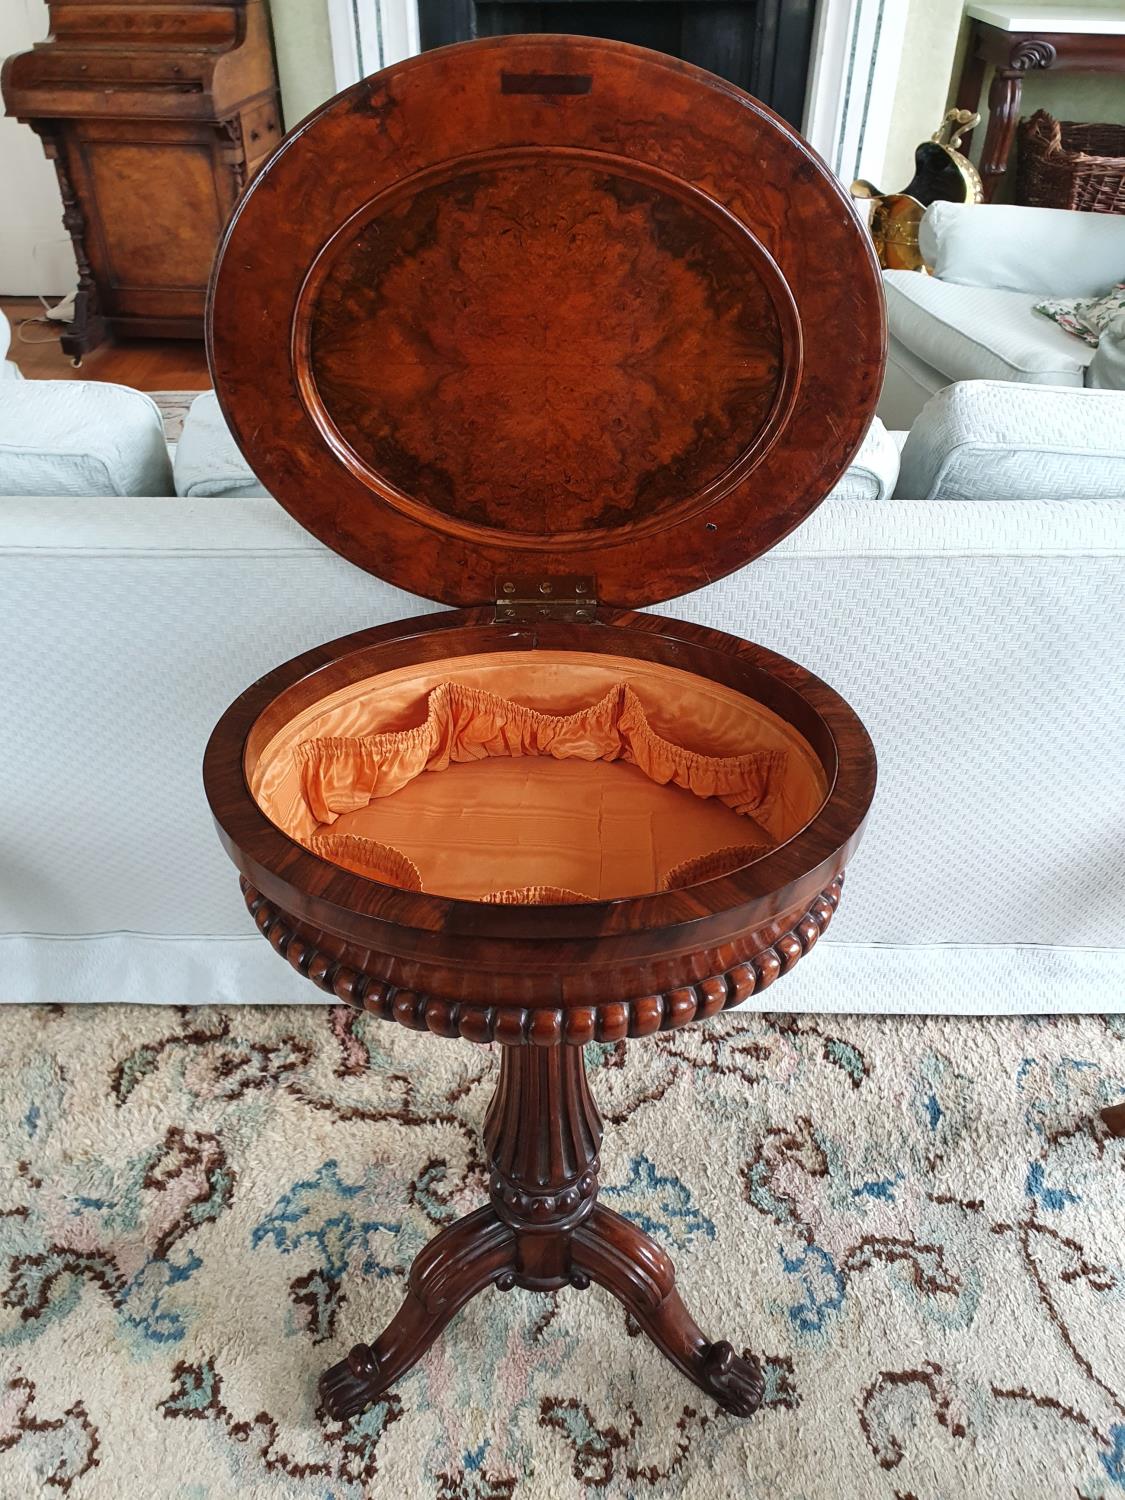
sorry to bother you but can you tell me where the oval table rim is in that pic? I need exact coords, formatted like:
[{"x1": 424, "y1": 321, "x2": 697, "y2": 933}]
[{"x1": 202, "y1": 606, "x2": 877, "y2": 946}]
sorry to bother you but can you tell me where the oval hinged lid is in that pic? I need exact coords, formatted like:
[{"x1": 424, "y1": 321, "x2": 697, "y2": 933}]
[{"x1": 208, "y1": 36, "x2": 886, "y2": 608}]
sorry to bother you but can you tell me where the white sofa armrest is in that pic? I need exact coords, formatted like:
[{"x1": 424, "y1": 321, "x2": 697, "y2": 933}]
[
  {"x1": 896, "y1": 380, "x2": 1125, "y2": 501},
  {"x1": 919, "y1": 202, "x2": 1125, "y2": 298}
]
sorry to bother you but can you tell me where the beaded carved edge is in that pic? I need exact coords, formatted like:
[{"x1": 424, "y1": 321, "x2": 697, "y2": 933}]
[{"x1": 240, "y1": 875, "x2": 843, "y2": 1045}]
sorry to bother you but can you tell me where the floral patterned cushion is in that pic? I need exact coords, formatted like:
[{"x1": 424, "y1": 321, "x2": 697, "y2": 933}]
[{"x1": 1034, "y1": 280, "x2": 1125, "y2": 347}]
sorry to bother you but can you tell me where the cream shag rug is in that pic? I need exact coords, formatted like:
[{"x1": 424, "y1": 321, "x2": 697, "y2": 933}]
[{"x1": 1, "y1": 1004, "x2": 1123, "y2": 1500}]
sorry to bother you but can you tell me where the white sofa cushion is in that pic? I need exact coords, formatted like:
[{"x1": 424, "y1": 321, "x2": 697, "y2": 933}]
[
  {"x1": 896, "y1": 380, "x2": 1125, "y2": 501},
  {"x1": 0, "y1": 380, "x2": 172, "y2": 495},
  {"x1": 919, "y1": 201, "x2": 1125, "y2": 298},
  {"x1": 824, "y1": 416, "x2": 899, "y2": 501},
  {"x1": 177, "y1": 389, "x2": 900, "y2": 504},
  {"x1": 883, "y1": 271, "x2": 1094, "y2": 387},
  {"x1": 1088, "y1": 312, "x2": 1125, "y2": 392},
  {"x1": 174, "y1": 390, "x2": 267, "y2": 497}
]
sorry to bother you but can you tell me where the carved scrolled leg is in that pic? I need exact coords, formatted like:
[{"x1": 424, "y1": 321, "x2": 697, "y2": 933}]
[
  {"x1": 980, "y1": 68, "x2": 1023, "y2": 199},
  {"x1": 319, "y1": 1204, "x2": 517, "y2": 1420},
  {"x1": 953, "y1": 41, "x2": 987, "y2": 154},
  {"x1": 30, "y1": 125, "x2": 109, "y2": 361},
  {"x1": 571, "y1": 1203, "x2": 764, "y2": 1417}
]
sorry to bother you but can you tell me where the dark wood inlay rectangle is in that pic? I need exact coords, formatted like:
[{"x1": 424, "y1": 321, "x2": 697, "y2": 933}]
[{"x1": 500, "y1": 71, "x2": 593, "y2": 94}]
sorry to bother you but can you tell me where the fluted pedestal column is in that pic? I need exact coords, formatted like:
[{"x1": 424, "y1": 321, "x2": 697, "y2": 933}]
[{"x1": 484, "y1": 1043, "x2": 603, "y2": 1288}]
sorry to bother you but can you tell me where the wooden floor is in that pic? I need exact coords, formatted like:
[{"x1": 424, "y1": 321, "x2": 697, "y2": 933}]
[{"x1": 2, "y1": 297, "x2": 211, "y2": 390}]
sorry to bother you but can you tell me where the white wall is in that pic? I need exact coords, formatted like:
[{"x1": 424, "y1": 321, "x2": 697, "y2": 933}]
[
  {"x1": 269, "y1": 0, "x2": 338, "y2": 128},
  {"x1": 0, "y1": 0, "x2": 77, "y2": 297},
  {"x1": 878, "y1": 0, "x2": 964, "y2": 190}
]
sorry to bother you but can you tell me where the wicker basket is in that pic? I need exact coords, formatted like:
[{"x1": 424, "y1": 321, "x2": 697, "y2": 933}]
[{"x1": 1016, "y1": 110, "x2": 1125, "y2": 214}]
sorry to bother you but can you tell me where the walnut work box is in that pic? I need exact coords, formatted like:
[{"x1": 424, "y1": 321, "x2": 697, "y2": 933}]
[{"x1": 202, "y1": 35, "x2": 885, "y2": 1424}]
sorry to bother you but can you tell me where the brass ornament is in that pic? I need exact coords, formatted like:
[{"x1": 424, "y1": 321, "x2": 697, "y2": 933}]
[{"x1": 852, "y1": 109, "x2": 982, "y2": 271}]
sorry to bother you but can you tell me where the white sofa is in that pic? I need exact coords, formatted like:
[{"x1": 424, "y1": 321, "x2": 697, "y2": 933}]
[
  {"x1": 880, "y1": 203, "x2": 1125, "y2": 429},
  {"x1": 2, "y1": 380, "x2": 1124, "y2": 1015}
]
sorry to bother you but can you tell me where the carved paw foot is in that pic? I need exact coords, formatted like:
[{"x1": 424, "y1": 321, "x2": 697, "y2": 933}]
[
  {"x1": 700, "y1": 1340, "x2": 764, "y2": 1417},
  {"x1": 319, "y1": 1343, "x2": 382, "y2": 1421}
]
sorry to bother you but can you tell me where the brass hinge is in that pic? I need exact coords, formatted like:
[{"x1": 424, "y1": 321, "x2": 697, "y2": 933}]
[{"x1": 494, "y1": 575, "x2": 598, "y2": 623}]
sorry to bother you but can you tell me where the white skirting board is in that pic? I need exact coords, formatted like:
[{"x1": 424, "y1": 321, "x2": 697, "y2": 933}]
[{"x1": 1, "y1": 934, "x2": 1121, "y2": 1015}]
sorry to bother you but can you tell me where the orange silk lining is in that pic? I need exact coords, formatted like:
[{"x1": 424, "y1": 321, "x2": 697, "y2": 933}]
[
  {"x1": 250, "y1": 654, "x2": 828, "y2": 902},
  {"x1": 297, "y1": 681, "x2": 786, "y2": 824},
  {"x1": 324, "y1": 758, "x2": 771, "y2": 901}
]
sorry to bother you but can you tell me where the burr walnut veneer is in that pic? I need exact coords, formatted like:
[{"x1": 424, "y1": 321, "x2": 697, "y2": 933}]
[{"x1": 202, "y1": 37, "x2": 885, "y2": 1425}]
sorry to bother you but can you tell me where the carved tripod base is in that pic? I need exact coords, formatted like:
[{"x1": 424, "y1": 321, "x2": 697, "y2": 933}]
[{"x1": 320, "y1": 1043, "x2": 763, "y2": 1422}]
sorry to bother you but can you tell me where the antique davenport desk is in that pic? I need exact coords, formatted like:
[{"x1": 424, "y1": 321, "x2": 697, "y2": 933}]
[
  {"x1": 2, "y1": 0, "x2": 279, "y2": 359},
  {"x1": 203, "y1": 36, "x2": 884, "y2": 1423}
]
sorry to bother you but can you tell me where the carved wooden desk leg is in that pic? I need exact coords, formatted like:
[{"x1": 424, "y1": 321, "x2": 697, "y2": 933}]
[
  {"x1": 320, "y1": 1204, "x2": 517, "y2": 1419},
  {"x1": 321, "y1": 1040, "x2": 762, "y2": 1421}
]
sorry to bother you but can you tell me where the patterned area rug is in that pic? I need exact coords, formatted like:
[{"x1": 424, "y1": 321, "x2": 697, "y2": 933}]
[
  {"x1": 1, "y1": 1004, "x2": 1122, "y2": 1500},
  {"x1": 149, "y1": 391, "x2": 199, "y2": 444}
]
